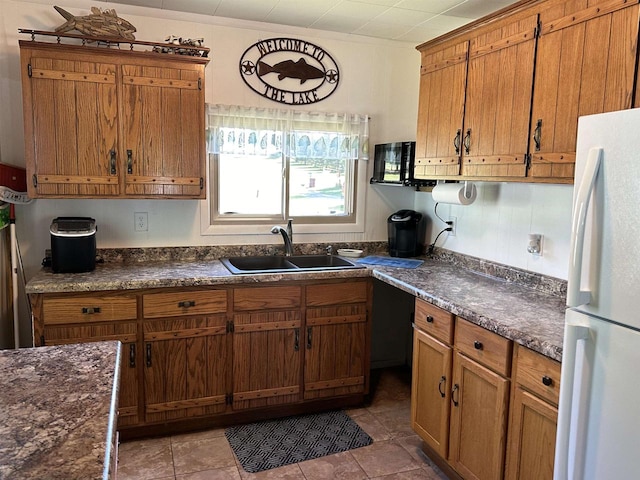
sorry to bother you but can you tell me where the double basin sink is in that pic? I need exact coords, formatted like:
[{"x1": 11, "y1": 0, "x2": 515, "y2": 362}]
[{"x1": 220, "y1": 254, "x2": 364, "y2": 274}]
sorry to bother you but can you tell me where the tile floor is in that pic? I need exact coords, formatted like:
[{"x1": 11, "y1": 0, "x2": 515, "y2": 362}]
[{"x1": 117, "y1": 367, "x2": 449, "y2": 480}]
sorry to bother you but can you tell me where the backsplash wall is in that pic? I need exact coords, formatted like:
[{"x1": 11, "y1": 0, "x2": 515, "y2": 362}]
[{"x1": 414, "y1": 182, "x2": 574, "y2": 280}]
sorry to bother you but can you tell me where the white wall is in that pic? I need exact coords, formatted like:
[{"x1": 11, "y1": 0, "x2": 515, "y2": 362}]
[
  {"x1": 414, "y1": 182, "x2": 573, "y2": 280},
  {"x1": 0, "y1": 0, "x2": 421, "y2": 280}
]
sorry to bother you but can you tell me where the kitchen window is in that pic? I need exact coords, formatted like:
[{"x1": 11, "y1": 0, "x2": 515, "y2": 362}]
[{"x1": 203, "y1": 105, "x2": 369, "y2": 234}]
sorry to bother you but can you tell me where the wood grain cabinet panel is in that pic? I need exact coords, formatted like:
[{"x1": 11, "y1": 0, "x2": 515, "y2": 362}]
[
  {"x1": 529, "y1": 0, "x2": 639, "y2": 181},
  {"x1": 414, "y1": 41, "x2": 468, "y2": 180},
  {"x1": 19, "y1": 42, "x2": 207, "y2": 199},
  {"x1": 42, "y1": 294, "x2": 137, "y2": 324}
]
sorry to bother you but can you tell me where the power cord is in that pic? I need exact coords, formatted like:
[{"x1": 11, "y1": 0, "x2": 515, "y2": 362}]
[{"x1": 427, "y1": 202, "x2": 453, "y2": 255}]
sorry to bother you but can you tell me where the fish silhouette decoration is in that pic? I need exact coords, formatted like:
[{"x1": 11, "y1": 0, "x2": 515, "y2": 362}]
[
  {"x1": 54, "y1": 6, "x2": 137, "y2": 40},
  {"x1": 257, "y1": 58, "x2": 325, "y2": 84}
]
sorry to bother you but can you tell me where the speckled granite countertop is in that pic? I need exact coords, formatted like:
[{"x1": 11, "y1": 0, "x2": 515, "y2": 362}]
[
  {"x1": 25, "y1": 251, "x2": 566, "y2": 362},
  {"x1": 0, "y1": 341, "x2": 121, "y2": 480}
]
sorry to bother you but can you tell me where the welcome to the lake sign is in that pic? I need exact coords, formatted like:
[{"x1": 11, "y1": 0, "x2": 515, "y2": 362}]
[{"x1": 239, "y1": 37, "x2": 340, "y2": 105}]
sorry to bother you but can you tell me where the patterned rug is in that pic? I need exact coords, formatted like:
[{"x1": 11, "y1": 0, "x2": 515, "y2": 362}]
[{"x1": 225, "y1": 410, "x2": 373, "y2": 473}]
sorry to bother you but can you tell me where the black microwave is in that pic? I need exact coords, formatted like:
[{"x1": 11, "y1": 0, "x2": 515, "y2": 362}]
[{"x1": 370, "y1": 141, "x2": 415, "y2": 186}]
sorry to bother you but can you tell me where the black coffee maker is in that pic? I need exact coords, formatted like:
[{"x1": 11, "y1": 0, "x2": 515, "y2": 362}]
[{"x1": 388, "y1": 209, "x2": 423, "y2": 257}]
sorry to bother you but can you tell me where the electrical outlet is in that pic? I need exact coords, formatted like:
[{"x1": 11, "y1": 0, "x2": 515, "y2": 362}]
[
  {"x1": 134, "y1": 212, "x2": 148, "y2": 232},
  {"x1": 449, "y1": 216, "x2": 457, "y2": 237}
]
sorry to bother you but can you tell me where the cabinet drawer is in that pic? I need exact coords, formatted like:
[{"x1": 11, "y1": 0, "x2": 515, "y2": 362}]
[
  {"x1": 43, "y1": 295, "x2": 137, "y2": 324},
  {"x1": 455, "y1": 318, "x2": 512, "y2": 377},
  {"x1": 233, "y1": 286, "x2": 301, "y2": 311},
  {"x1": 414, "y1": 298, "x2": 454, "y2": 344},
  {"x1": 143, "y1": 290, "x2": 227, "y2": 318},
  {"x1": 514, "y1": 345, "x2": 561, "y2": 405},
  {"x1": 306, "y1": 281, "x2": 368, "y2": 306}
]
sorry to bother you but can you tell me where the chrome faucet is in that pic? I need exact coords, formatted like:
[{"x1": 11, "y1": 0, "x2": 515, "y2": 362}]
[{"x1": 271, "y1": 223, "x2": 294, "y2": 256}]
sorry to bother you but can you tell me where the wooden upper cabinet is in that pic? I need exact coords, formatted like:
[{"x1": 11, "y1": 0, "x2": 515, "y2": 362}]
[
  {"x1": 529, "y1": 0, "x2": 639, "y2": 181},
  {"x1": 414, "y1": 41, "x2": 468, "y2": 179},
  {"x1": 461, "y1": 14, "x2": 538, "y2": 179},
  {"x1": 20, "y1": 51, "x2": 119, "y2": 197},
  {"x1": 19, "y1": 41, "x2": 208, "y2": 199},
  {"x1": 122, "y1": 63, "x2": 205, "y2": 197}
]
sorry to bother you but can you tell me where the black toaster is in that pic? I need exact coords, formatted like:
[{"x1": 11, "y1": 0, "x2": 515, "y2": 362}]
[{"x1": 50, "y1": 217, "x2": 97, "y2": 273}]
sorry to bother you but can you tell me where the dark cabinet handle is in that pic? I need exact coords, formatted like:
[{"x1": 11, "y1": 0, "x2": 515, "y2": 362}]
[
  {"x1": 533, "y1": 119, "x2": 542, "y2": 151},
  {"x1": 474, "y1": 340, "x2": 483, "y2": 350},
  {"x1": 452, "y1": 384, "x2": 460, "y2": 406},
  {"x1": 542, "y1": 376, "x2": 553, "y2": 387},
  {"x1": 146, "y1": 343, "x2": 152, "y2": 367},
  {"x1": 426, "y1": 315, "x2": 434, "y2": 323},
  {"x1": 307, "y1": 327, "x2": 312, "y2": 349},
  {"x1": 178, "y1": 300, "x2": 196, "y2": 308},
  {"x1": 453, "y1": 129, "x2": 462, "y2": 155},
  {"x1": 463, "y1": 129, "x2": 471, "y2": 154},
  {"x1": 127, "y1": 149, "x2": 133, "y2": 174},
  {"x1": 129, "y1": 344, "x2": 136, "y2": 368},
  {"x1": 294, "y1": 328, "x2": 300, "y2": 351},
  {"x1": 110, "y1": 150, "x2": 116, "y2": 175},
  {"x1": 82, "y1": 307, "x2": 101, "y2": 314},
  {"x1": 438, "y1": 376, "x2": 446, "y2": 398}
]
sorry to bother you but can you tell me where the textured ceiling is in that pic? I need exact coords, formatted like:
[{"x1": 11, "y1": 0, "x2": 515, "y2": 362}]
[{"x1": 102, "y1": 0, "x2": 516, "y2": 43}]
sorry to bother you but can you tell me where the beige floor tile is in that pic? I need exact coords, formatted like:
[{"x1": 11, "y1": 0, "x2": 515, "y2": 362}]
[
  {"x1": 352, "y1": 411, "x2": 392, "y2": 441},
  {"x1": 237, "y1": 463, "x2": 304, "y2": 479},
  {"x1": 373, "y1": 405, "x2": 414, "y2": 439},
  {"x1": 176, "y1": 466, "x2": 242, "y2": 480},
  {"x1": 370, "y1": 468, "x2": 435, "y2": 479},
  {"x1": 422, "y1": 462, "x2": 450, "y2": 480},
  {"x1": 350, "y1": 440, "x2": 422, "y2": 477},
  {"x1": 395, "y1": 435, "x2": 432, "y2": 466},
  {"x1": 171, "y1": 427, "x2": 226, "y2": 443},
  {"x1": 298, "y1": 451, "x2": 367, "y2": 480},
  {"x1": 344, "y1": 406, "x2": 369, "y2": 418},
  {"x1": 117, "y1": 437, "x2": 175, "y2": 480},
  {"x1": 172, "y1": 435, "x2": 236, "y2": 475}
]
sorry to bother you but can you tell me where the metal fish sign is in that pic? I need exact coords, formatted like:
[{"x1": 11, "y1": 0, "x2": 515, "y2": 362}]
[
  {"x1": 240, "y1": 37, "x2": 340, "y2": 106},
  {"x1": 54, "y1": 6, "x2": 137, "y2": 40},
  {"x1": 257, "y1": 58, "x2": 325, "y2": 84}
]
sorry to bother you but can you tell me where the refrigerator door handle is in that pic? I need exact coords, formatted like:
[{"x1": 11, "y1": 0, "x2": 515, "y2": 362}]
[
  {"x1": 567, "y1": 147, "x2": 602, "y2": 308},
  {"x1": 554, "y1": 324, "x2": 590, "y2": 480}
]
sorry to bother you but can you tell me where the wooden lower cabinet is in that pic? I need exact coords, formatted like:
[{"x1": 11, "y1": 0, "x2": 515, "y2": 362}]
[
  {"x1": 505, "y1": 345, "x2": 561, "y2": 480},
  {"x1": 142, "y1": 315, "x2": 229, "y2": 423},
  {"x1": 449, "y1": 352, "x2": 510, "y2": 480},
  {"x1": 31, "y1": 278, "x2": 371, "y2": 435}
]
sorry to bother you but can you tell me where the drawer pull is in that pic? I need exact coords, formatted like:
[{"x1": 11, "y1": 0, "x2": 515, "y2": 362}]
[
  {"x1": 146, "y1": 343, "x2": 152, "y2": 367},
  {"x1": 82, "y1": 307, "x2": 101, "y2": 314},
  {"x1": 129, "y1": 344, "x2": 136, "y2": 368},
  {"x1": 438, "y1": 376, "x2": 446, "y2": 398},
  {"x1": 473, "y1": 340, "x2": 483, "y2": 350},
  {"x1": 452, "y1": 384, "x2": 460, "y2": 407},
  {"x1": 178, "y1": 300, "x2": 196, "y2": 308},
  {"x1": 542, "y1": 375, "x2": 553, "y2": 387},
  {"x1": 426, "y1": 315, "x2": 434, "y2": 323}
]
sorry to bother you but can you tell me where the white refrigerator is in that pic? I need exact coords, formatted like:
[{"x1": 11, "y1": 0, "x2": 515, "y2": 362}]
[{"x1": 554, "y1": 108, "x2": 640, "y2": 480}]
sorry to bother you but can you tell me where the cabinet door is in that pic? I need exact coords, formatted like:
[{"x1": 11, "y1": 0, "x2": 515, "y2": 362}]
[
  {"x1": 461, "y1": 14, "x2": 538, "y2": 179},
  {"x1": 304, "y1": 303, "x2": 367, "y2": 399},
  {"x1": 121, "y1": 63, "x2": 205, "y2": 198},
  {"x1": 43, "y1": 322, "x2": 139, "y2": 427},
  {"x1": 232, "y1": 310, "x2": 302, "y2": 409},
  {"x1": 505, "y1": 386, "x2": 558, "y2": 480},
  {"x1": 449, "y1": 352, "x2": 510, "y2": 480},
  {"x1": 529, "y1": 0, "x2": 639, "y2": 181},
  {"x1": 411, "y1": 327, "x2": 452, "y2": 458},
  {"x1": 143, "y1": 315, "x2": 228, "y2": 423},
  {"x1": 414, "y1": 41, "x2": 468, "y2": 180},
  {"x1": 20, "y1": 49, "x2": 119, "y2": 197}
]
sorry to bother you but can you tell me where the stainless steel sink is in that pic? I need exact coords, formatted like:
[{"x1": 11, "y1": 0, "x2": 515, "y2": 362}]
[{"x1": 220, "y1": 255, "x2": 364, "y2": 274}]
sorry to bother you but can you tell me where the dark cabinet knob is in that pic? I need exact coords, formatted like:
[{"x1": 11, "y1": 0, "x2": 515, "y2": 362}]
[
  {"x1": 542, "y1": 376, "x2": 553, "y2": 387},
  {"x1": 426, "y1": 315, "x2": 434, "y2": 323},
  {"x1": 474, "y1": 340, "x2": 483, "y2": 350}
]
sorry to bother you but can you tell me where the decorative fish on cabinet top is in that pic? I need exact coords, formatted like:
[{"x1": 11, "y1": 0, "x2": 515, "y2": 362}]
[
  {"x1": 54, "y1": 6, "x2": 137, "y2": 40},
  {"x1": 257, "y1": 58, "x2": 325, "y2": 84}
]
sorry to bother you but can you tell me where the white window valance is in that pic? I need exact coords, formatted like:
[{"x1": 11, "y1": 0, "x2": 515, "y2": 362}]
[{"x1": 206, "y1": 104, "x2": 369, "y2": 160}]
